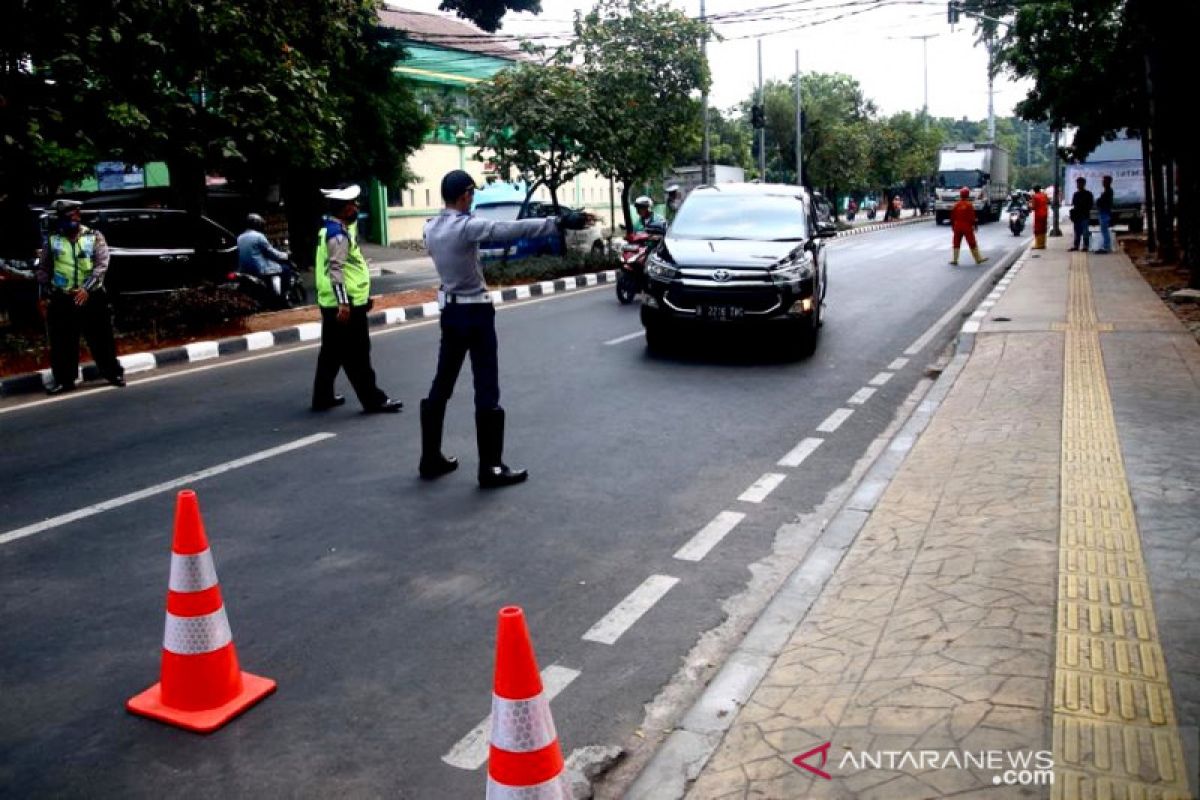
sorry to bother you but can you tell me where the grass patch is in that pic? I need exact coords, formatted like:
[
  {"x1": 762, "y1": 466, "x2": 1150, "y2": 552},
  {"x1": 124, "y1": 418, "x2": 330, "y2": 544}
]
[{"x1": 485, "y1": 249, "x2": 620, "y2": 286}]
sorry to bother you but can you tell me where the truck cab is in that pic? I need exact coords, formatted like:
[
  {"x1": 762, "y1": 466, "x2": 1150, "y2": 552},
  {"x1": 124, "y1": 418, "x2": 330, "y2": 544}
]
[{"x1": 933, "y1": 143, "x2": 1010, "y2": 225}]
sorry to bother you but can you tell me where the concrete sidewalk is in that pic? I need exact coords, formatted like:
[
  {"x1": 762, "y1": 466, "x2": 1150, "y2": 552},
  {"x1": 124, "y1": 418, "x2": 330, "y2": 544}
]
[{"x1": 648, "y1": 238, "x2": 1200, "y2": 799}]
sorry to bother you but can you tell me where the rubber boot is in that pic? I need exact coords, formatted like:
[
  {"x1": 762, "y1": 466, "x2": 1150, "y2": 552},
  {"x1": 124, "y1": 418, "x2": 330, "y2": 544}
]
[
  {"x1": 419, "y1": 399, "x2": 458, "y2": 479},
  {"x1": 971, "y1": 247, "x2": 988, "y2": 264},
  {"x1": 949, "y1": 247, "x2": 960, "y2": 266},
  {"x1": 476, "y1": 408, "x2": 527, "y2": 488}
]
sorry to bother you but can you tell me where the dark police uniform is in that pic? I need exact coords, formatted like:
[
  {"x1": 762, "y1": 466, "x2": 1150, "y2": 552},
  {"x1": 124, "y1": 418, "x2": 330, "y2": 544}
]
[{"x1": 419, "y1": 171, "x2": 586, "y2": 487}]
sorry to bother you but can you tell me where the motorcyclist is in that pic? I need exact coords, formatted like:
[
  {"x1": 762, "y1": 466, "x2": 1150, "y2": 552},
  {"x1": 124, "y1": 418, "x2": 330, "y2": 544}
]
[
  {"x1": 237, "y1": 213, "x2": 291, "y2": 295},
  {"x1": 632, "y1": 196, "x2": 666, "y2": 233},
  {"x1": 665, "y1": 185, "x2": 683, "y2": 223}
]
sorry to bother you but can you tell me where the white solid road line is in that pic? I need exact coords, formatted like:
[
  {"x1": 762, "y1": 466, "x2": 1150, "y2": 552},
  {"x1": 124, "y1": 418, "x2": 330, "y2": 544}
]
[
  {"x1": 848, "y1": 387, "x2": 876, "y2": 405},
  {"x1": 816, "y1": 408, "x2": 854, "y2": 433},
  {"x1": 674, "y1": 511, "x2": 747, "y2": 562},
  {"x1": 582, "y1": 574, "x2": 680, "y2": 645},
  {"x1": 903, "y1": 263, "x2": 1004, "y2": 357},
  {"x1": 604, "y1": 330, "x2": 645, "y2": 346},
  {"x1": 777, "y1": 437, "x2": 824, "y2": 468},
  {"x1": 888, "y1": 357, "x2": 909, "y2": 371},
  {"x1": 0, "y1": 433, "x2": 336, "y2": 546},
  {"x1": 441, "y1": 664, "x2": 581, "y2": 771},
  {"x1": 868, "y1": 371, "x2": 894, "y2": 387},
  {"x1": 738, "y1": 473, "x2": 787, "y2": 503}
]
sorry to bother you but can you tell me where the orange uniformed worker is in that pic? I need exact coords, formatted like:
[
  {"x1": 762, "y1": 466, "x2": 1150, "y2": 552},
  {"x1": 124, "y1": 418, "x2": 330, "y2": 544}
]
[
  {"x1": 1030, "y1": 184, "x2": 1050, "y2": 249},
  {"x1": 949, "y1": 187, "x2": 988, "y2": 266}
]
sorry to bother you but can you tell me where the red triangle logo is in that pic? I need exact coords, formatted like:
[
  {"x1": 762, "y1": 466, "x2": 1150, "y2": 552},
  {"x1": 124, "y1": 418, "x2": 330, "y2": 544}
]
[{"x1": 793, "y1": 741, "x2": 833, "y2": 780}]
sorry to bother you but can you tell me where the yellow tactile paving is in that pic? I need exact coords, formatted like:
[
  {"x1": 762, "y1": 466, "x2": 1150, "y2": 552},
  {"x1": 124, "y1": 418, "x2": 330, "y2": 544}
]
[{"x1": 1052, "y1": 253, "x2": 1192, "y2": 800}]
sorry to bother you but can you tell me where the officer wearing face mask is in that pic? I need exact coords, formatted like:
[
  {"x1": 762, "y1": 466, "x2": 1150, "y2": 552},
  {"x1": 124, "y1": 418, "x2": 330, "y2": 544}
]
[{"x1": 35, "y1": 199, "x2": 125, "y2": 394}]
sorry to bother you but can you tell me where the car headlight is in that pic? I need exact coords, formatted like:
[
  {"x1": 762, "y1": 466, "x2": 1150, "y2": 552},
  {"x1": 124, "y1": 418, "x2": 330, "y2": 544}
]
[
  {"x1": 770, "y1": 255, "x2": 814, "y2": 285},
  {"x1": 646, "y1": 252, "x2": 678, "y2": 281}
]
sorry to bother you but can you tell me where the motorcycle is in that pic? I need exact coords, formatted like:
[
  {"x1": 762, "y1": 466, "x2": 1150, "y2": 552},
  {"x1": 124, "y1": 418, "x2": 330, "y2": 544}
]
[
  {"x1": 616, "y1": 230, "x2": 660, "y2": 305},
  {"x1": 230, "y1": 262, "x2": 307, "y2": 310},
  {"x1": 1007, "y1": 204, "x2": 1029, "y2": 236}
]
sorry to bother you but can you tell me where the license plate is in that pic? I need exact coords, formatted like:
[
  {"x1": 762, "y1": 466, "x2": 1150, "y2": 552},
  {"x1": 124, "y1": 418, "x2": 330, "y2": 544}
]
[{"x1": 701, "y1": 305, "x2": 744, "y2": 321}]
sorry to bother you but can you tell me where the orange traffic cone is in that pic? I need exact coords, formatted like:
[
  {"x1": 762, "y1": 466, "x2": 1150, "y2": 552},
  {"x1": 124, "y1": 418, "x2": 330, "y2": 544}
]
[
  {"x1": 487, "y1": 606, "x2": 569, "y2": 799},
  {"x1": 127, "y1": 490, "x2": 276, "y2": 733}
]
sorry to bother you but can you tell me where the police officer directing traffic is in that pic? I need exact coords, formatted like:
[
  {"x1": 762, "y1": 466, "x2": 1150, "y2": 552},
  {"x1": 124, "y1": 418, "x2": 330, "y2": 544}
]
[
  {"x1": 311, "y1": 185, "x2": 402, "y2": 414},
  {"x1": 419, "y1": 170, "x2": 590, "y2": 488},
  {"x1": 36, "y1": 199, "x2": 125, "y2": 394}
]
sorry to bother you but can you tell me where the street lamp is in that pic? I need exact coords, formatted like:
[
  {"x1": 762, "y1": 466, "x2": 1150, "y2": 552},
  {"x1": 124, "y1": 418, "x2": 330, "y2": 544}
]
[{"x1": 454, "y1": 128, "x2": 469, "y2": 170}]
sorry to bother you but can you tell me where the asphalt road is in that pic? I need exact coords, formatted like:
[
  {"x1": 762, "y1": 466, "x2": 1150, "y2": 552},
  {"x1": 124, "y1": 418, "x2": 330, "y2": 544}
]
[{"x1": 0, "y1": 219, "x2": 1027, "y2": 798}]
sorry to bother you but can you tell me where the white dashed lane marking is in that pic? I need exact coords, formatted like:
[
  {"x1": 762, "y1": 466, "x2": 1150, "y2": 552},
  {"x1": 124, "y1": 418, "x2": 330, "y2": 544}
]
[
  {"x1": 582, "y1": 575, "x2": 681, "y2": 645},
  {"x1": 888, "y1": 357, "x2": 909, "y2": 371},
  {"x1": 868, "y1": 371, "x2": 894, "y2": 387},
  {"x1": 777, "y1": 437, "x2": 824, "y2": 468},
  {"x1": 848, "y1": 387, "x2": 876, "y2": 405},
  {"x1": 604, "y1": 330, "x2": 645, "y2": 346},
  {"x1": 674, "y1": 511, "x2": 747, "y2": 562},
  {"x1": 816, "y1": 408, "x2": 854, "y2": 433},
  {"x1": 738, "y1": 473, "x2": 787, "y2": 503}
]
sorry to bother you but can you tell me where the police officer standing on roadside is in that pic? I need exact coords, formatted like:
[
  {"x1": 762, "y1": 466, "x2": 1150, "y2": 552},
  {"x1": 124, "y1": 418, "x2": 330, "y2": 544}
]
[
  {"x1": 36, "y1": 199, "x2": 125, "y2": 394},
  {"x1": 311, "y1": 185, "x2": 402, "y2": 414},
  {"x1": 419, "y1": 170, "x2": 590, "y2": 488}
]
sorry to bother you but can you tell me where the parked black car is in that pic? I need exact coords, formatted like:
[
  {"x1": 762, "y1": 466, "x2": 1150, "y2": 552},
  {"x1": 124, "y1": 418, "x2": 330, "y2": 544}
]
[
  {"x1": 40, "y1": 208, "x2": 239, "y2": 296},
  {"x1": 639, "y1": 183, "x2": 834, "y2": 357}
]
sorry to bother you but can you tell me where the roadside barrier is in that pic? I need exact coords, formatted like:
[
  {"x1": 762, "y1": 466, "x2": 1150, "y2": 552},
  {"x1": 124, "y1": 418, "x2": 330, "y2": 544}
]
[
  {"x1": 487, "y1": 606, "x2": 569, "y2": 799},
  {"x1": 127, "y1": 489, "x2": 276, "y2": 733}
]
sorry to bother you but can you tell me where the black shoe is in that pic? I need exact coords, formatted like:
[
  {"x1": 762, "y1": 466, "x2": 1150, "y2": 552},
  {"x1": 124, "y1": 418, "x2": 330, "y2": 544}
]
[
  {"x1": 365, "y1": 398, "x2": 403, "y2": 414},
  {"x1": 419, "y1": 399, "x2": 458, "y2": 479},
  {"x1": 106, "y1": 375, "x2": 126, "y2": 388},
  {"x1": 1067, "y1": 247, "x2": 1079, "y2": 251},
  {"x1": 311, "y1": 394, "x2": 346, "y2": 412},
  {"x1": 476, "y1": 408, "x2": 528, "y2": 488},
  {"x1": 46, "y1": 381, "x2": 74, "y2": 396}
]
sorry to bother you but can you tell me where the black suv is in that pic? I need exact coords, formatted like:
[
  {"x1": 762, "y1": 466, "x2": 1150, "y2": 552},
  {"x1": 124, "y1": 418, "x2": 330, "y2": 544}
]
[
  {"x1": 639, "y1": 183, "x2": 834, "y2": 357},
  {"x1": 49, "y1": 209, "x2": 239, "y2": 296}
]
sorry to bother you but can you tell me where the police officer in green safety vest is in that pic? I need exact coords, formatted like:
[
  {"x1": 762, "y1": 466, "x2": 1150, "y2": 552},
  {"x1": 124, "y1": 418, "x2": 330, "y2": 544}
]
[
  {"x1": 311, "y1": 185, "x2": 401, "y2": 413},
  {"x1": 35, "y1": 199, "x2": 125, "y2": 394}
]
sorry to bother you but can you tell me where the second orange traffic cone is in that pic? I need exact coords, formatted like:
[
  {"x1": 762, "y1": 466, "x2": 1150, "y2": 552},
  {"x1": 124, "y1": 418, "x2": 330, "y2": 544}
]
[
  {"x1": 487, "y1": 606, "x2": 569, "y2": 799},
  {"x1": 127, "y1": 489, "x2": 276, "y2": 733}
]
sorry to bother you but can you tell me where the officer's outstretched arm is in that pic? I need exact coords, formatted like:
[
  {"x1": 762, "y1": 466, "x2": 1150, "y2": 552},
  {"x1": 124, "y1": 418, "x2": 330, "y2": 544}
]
[{"x1": 463, "y1": 217, "x2": 559, "y2": 244}]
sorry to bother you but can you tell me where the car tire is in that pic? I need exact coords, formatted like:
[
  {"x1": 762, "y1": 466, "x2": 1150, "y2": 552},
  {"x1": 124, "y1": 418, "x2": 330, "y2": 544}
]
[
  {"x1": 616, "y1": 273, "x2": 638, "y2": 304},
  {"x1": 789, "y1": 305, "x2": 820, "y2": 360},
  {"x1": 642, "y1": 308, "x2": 670, "y2": 354}
]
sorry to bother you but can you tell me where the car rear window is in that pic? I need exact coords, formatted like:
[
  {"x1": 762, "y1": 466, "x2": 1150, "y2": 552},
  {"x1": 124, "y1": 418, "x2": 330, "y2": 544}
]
[
  {"x1": 86, "y1": 212, "x2": 195, "y2": 249},
  {"x1": 671, "y1": 193, "x2": 808, "y2": 241},
  {"x1": 473, "y1": 204, "x2": 521, "y2": 222}
]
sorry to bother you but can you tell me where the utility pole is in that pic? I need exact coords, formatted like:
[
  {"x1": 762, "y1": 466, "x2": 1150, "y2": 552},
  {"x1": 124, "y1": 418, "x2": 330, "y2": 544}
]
[
  {"x1": 888, "y1": 33, "x2": 938, "y2": 129},
  {"x1": 700, "y1": 0, "x2": 710, "y2": 186},
  {"x1": 757, "y1": 39, "x2": 766, "y2": 180},
  {"x1": 986, "y1": 36, "x2": 996, "y2": 142},
  {"x1": 795, "y1": 50, "x2": 803, "y2": 187},
  {"x1": 1050, "y1": 128, "x2": 1062, "y2": 237}
]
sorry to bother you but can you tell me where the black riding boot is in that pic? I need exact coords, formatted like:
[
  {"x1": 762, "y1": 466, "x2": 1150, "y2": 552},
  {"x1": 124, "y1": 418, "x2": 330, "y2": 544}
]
[
  {"x1": 476, "y1": 408, "x2": 527, "y2": 488},
  {"x1": 419, "y1": 399, "x2": 458, "y2": 479}
]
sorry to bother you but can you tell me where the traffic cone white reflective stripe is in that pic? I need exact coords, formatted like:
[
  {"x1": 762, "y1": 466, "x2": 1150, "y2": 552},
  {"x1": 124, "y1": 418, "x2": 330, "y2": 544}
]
[
  {"x1": 489, "y1": 692, "x2": 558, "y2": 753},
  {"x1": 168, "y1": 548, "x2": 219, "y2": 593},
  {"x1": 486, "y1": 774, "x2": 570, "y2": 800},
  {"x1": 163, "y1": 606, "x2": 234, "y2": 655}
]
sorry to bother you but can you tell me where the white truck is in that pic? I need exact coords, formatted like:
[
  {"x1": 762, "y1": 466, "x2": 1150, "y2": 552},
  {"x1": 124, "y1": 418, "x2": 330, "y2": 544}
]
[
  {"x1": 933, "y1": 143, "x2": 1010, "y2": 224},
  {"x1": 1063, "y1": 134, "x2": 1144, "y2": 233}
]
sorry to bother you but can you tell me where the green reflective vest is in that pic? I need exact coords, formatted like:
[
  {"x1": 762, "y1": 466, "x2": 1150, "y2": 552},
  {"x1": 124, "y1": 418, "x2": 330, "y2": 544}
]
[
  {"x1": 49, "y1": 229, "x2": 98, "y2": 290},
  {"x1": 315, "y1": 219, "x2": 370, "y2": 308}
]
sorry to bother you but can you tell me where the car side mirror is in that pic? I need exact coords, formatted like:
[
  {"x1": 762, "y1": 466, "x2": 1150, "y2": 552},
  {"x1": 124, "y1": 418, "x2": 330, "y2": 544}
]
[{"x1": 816, "y1": 222, "x2": 838, "y2": 238}]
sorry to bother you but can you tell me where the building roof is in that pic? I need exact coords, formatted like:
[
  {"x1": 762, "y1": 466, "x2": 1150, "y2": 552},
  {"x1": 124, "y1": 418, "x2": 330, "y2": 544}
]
[{"x1": 379, "y1": 7, "x2": 526, "y2": 62}]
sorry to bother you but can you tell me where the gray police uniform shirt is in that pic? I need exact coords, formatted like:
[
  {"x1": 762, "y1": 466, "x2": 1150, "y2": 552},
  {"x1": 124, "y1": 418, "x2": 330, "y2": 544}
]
[{"x1": 423, "y1": 210, "x2": 558, "y2": 295}]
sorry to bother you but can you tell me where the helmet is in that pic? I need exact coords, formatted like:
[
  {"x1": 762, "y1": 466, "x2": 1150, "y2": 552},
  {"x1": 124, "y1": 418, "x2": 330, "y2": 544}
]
[
  {"x1": 634, "y1": 195, "x2": 654, "y2": 208},
  {"x1": 959, "y1": 187, "x2": 971, "y2": 198},
  {"x1": 665, "y1": 184, "x2": 680, "y2": 195},
  {"x1": 245, "y1": 213, "x2": 266, "y2": 231}
]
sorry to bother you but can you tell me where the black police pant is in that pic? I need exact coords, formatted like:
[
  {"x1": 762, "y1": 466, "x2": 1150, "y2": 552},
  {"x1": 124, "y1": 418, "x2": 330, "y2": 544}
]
[
  {"x1": 47, "y1": 291, "x2": 123, "y2": 386},
  {"x1": 312, "y1": 305, "x2": 388, "y2": 409},
  {"x1": 426, "y1": 303, "x2": 500, "y2": 411}
]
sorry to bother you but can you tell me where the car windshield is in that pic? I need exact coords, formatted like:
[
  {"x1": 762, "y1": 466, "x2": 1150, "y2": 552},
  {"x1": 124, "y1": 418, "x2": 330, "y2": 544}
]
[
  {"x1": 670, "y1": 193, "x2": 808, "y2": 241},
  {"x1": 938, "y1": 170, "x2": 984, "y2": 189},
  {"x1": 473, "y1": 203, "x2": 521, "y2": 222}
]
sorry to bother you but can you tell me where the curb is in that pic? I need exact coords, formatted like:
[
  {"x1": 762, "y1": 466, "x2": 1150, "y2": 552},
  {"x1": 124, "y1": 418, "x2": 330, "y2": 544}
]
[
  {"x1": 624, "y1": 242, "x2": 1029, "y2": 799},
  {"x1": 0, "y1": 218, "x2": 933, "y2": 399},
  {"x1": 0, "y1": 270, "x2": 620, "y2": 398}
]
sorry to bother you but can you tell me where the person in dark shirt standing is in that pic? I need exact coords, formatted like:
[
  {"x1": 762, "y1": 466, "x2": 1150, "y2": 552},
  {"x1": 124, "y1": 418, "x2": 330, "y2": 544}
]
[
  {"x1": 419, "y1": 170, "x2": 589, "y2": 488},
  {"x1": 1069, "y1": 177, "x2": 1094, "y2": 252},
  {"x1": 1094, "y1": 175, "x2": 1114, "y2": 254}
]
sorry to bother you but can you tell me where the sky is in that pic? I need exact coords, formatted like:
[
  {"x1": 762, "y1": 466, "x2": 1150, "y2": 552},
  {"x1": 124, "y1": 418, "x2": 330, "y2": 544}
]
[{"x1": 388, "y1": 0, "x2": 1032, "y2": 122}]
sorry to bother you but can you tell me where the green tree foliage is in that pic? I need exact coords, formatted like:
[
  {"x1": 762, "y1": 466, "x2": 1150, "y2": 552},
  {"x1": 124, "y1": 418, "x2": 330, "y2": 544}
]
[
  {"x1": 677, "y1": 108, "x2": 754, "y2": 174},
  {"x1": 437, "y1": 0, "x2": 542, "y2": 32},
  {"x1": 2, "y1": 0, "x2": 426, "y2": 214},
  {"x1": 471, "y1": 62, "x2": 591, "y2": 211},
  {"x1": 571, "y1": 0, "x2": 710, "y2": 231},
  {"x1": 868, "y1": 111, "x2": 943, "y2": 212}
]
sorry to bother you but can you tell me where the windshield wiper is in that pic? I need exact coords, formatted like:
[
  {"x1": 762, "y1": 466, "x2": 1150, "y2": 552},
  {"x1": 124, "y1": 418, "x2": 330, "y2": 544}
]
[{"x1": 770, "y1": 237, "x2": 806, "y2": 241}]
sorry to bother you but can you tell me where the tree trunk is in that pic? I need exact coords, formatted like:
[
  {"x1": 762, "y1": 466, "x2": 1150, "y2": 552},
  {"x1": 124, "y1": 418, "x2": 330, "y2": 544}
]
[
  {"x1": 1140, "y1": 133, "x2": 1157, "y2": 252},
  {"x1": 547, "y1": 177, "x2": 567, "y2": 256},
  {"x1": 1148, "y1": 129, "x2": 1174, "y2": 261},
  {"x1": 619, "y1": 179, "x2": 633, "y2": 235}
]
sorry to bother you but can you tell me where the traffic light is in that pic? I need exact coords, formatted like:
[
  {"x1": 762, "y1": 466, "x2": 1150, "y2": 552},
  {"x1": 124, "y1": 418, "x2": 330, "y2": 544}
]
[
  {"x1": 947, "y1": 1, "x2": 960, "y2": 24},
  {"x1": 751, "y1": 104, "x2": 765, "y2": 129}
]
